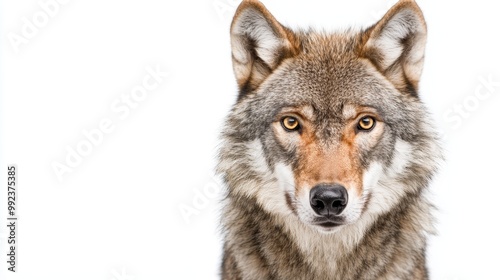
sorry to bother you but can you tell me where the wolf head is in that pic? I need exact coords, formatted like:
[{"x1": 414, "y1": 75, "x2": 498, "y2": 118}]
[{"x1": 218, "y1": 0, "x2": 440, "y2": 234}]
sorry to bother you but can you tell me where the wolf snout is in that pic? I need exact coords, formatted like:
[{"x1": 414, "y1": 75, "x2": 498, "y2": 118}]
[{"x1": 309, "y1": 184, "x2": 348, "y2": 216}]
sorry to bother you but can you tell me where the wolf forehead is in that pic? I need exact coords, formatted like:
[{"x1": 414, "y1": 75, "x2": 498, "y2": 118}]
[
  {"x1": 231, "y1": 50, "x2": 415, "y2": 133},
  {"x1": 260, "y1": 43, "x2": 401, "y2": 104}
]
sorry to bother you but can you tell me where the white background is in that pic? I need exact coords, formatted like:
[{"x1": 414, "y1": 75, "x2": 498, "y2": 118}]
[{"x1": 1, "y1": 0, "x2": 499, "y2": 279}]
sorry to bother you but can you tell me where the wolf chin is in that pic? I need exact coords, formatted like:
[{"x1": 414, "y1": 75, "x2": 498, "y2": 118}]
[{"x1": 217, "y1": 0, "x2": 441, "y2": 279}]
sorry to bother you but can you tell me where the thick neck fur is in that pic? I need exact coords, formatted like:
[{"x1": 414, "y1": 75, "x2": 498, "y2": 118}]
[{"x1": 221, "y1": 185, "x2": 431, "y2": 279}]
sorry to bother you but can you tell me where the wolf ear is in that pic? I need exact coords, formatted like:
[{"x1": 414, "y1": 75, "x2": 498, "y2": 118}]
[
  {"x1": 230, "y1": 0, "x2": 299, "y2": 98},
  {"x1": 362, "y1": 0, "x2": 427, "y2": 95}
]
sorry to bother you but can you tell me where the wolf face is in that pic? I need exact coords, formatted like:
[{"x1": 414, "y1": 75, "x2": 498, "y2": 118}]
[{"x1": 219, "y1": 0, "x2": 440, "y2": 235}]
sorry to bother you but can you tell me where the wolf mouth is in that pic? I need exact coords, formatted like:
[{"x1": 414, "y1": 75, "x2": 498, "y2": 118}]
[{"x1": 312, "y1": 219, "x2": 345, "y2": 228}]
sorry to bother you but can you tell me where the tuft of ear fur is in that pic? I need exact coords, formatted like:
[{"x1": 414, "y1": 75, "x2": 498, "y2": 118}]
[
  {"x1": 230, "y1": 0, "x2": 300, "y2": 99},
  {"x1": 362, "y1": 0, "x2": 427, "y2": 95}
]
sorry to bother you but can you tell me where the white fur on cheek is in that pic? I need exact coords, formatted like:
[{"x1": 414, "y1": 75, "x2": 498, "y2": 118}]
[
  {"x1": 245, "y1": 140, "x2": 292, "y2": 215},
  {"x1": 361, "y1": 162, "x2": 385, "y2": 213},
  {"x1": 340, "y1": 186, "x2": 365, "y2": 225},
  {"x1": 296, "y1": 186, "x2": 317, "y2": 225},
  {"x1": 274, "y1": 163, "x2": 295, "y2": 193},
  {"x1": 386, "y1": 140, "x2": 413, "y2": 177},
  {"x1": 363, "y1": 162, "x2": 384, "y2": 192},
  {"x1": 246, "y1": 139, "x2": 272, "y2": 176},
  {"x1": 364, "y1": 140, "x2": 414, "y2": 215}
]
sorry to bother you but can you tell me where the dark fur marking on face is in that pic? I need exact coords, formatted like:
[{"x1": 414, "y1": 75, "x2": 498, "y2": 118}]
[{"x1": 285, "y1": 192, "x2": 297, "y2": 214}]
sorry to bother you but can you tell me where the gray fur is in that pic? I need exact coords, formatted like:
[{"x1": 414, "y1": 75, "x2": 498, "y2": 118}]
[{"x1": 218, "y1": 1, "x2": 441, "y2": 279}]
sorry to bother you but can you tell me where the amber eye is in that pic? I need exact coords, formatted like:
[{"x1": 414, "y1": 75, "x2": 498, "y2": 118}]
[
  {"x1": 281, "y1": 116, "x2": 300, "y2": 132},
  {"x1": 357, "y1": 116, "x2": 376, "y2": 131}
]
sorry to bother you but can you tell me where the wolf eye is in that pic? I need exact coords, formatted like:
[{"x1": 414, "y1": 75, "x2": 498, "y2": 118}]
[
  {"x1": 357, "y1": 116, "x2": 375, "y2": 131},
  {"x1": 281, "y1": 116, "x2": 300, "y2": 132}
]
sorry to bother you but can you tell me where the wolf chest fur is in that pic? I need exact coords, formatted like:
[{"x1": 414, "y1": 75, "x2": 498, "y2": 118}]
[{"x1": 217, "y1": 0, "x2": 441, "y2": 279}]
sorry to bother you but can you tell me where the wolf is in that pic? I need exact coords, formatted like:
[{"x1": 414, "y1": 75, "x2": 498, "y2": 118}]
[{"x1": 217, "y1": 0, "x2": 441, "y2": 279}]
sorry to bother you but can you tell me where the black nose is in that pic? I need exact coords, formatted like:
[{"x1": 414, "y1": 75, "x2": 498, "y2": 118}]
[{"x1": 310, "y1": 184, "x2": 348, "y2": 216}]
